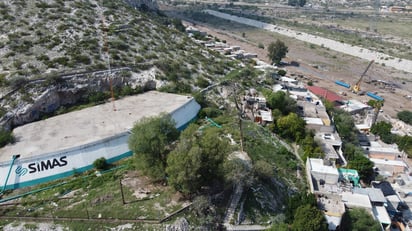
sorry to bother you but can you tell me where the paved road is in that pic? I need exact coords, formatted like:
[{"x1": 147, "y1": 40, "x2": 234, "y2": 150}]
[{"x1": 204, "y1": 10, "x2": 412, "y2": 74}]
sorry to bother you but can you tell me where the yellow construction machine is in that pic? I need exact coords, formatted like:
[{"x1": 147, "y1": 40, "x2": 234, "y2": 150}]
[{"x1": 352, "y1": 60, "x2": 374, "y2": 94}]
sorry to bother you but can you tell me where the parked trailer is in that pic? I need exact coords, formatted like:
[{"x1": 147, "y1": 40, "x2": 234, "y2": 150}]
[
  {"x1": 367, "y1": 92, "x2": 384, "y2": 101},
  {"x1": 335, "y1": 80, "x2": 351, "y2": 88}
]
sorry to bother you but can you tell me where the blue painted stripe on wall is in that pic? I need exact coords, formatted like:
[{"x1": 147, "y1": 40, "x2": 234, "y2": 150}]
[{"x1": 5, "y1": 151, "x2": 134, "y2": 190}]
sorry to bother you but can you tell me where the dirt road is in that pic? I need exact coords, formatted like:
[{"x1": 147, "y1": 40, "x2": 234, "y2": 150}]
[{"x1": 172, "y1": 9, "x2": 412, "y2": 119}]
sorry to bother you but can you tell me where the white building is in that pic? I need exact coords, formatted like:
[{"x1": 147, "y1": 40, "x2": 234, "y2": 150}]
[{"x1": 306, "y1": 158, "x2": 339, "y2": 193}]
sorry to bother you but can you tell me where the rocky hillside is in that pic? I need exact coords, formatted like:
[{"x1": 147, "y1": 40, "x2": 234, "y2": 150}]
[{"x1": 0, "y1": 0, "x2": 237, "y2": 128}]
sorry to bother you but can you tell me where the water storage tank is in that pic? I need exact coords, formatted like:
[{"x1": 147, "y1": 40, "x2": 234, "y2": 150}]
[
  {"x1": 366, "y1": 92, "x2": 384, "y2": 101},
  {"x1": 335, "y1": 80, "x2": 350, "y2": 88}
]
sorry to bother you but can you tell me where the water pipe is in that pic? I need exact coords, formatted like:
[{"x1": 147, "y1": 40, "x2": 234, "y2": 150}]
[{"x1": 1, "y1": 154, "x2": 20, "y2": 193}]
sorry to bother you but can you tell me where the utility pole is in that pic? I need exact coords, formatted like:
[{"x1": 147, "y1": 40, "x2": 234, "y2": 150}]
[
  {"x1": 101, "y1": 14, "x2": 117, "y2": 112},
  {"x1": 233, "y1": 83, "x2": 244, "y2": 152}
]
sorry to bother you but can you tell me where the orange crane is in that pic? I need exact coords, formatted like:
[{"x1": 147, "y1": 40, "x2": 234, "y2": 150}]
[
  {"x1": 351, "y1": 60, "x2": 374, "y2": 94},
  {"x1": 101, "y1": 15, "x2": 116, "y2": 111}
]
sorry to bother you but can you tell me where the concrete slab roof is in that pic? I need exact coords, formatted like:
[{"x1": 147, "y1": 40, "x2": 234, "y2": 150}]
[
  {"x1": 304, "y1": 117, "x2": 324, "y2": 125},
  {"x1": 353, "y1": 187, "x2": 387, "y2": 203},
  {"x1": 0, "y1": 91, "x2": 194, "y2": 162},
  {"x1": 309, "y1": 158, "x2": 339, "y2": 176},
  {"x1": 325, "y1": 215, "x2": 342, "y2": 231},
  {"x1": 340, "y1": 99, "x2": 370, "y2": 113},
  {"x1": 373, "y1": 206, "x2": 391, "y2": 225},
  {"x1": 322, "y1": 143, "x2": 340, "y2": 160},
  {"x1": 280, "y1": 76, "x2": 297, "y2": 82},
  {"x1": 341, "y1": 192, "x2": 372, "y2": 209},
  {"x1": 369, "y1": 141, "x2": 402, "y2": 154},
  {"x1": 370, "y1": 158, "x2": 407, "y2": 167}
]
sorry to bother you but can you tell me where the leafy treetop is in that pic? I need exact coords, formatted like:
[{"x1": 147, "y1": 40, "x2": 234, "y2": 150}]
[
  {"x1": 267, "y1": 39, "x2": 289, "y2": 65},
  {"x1": 128, "y1": 113, "x2": 179, "y2": 180}
]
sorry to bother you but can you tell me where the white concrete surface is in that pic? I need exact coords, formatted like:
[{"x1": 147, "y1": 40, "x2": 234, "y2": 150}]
[{"x1": 0, "y1": 91, "x2": 196, "y2": 162}]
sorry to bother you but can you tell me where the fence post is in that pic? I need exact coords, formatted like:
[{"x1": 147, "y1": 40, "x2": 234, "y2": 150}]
[{"x1": 120, "y1": 179, "x2": 126, "y2": 205}]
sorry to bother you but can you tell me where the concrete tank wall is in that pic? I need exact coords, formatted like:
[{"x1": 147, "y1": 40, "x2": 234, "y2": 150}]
[
  {"x1": 0, "y1": 98, "x2": 200, "y2": 190},
  {"x1": 0, "y1": 133, "x2": 130, "y2": 190}
]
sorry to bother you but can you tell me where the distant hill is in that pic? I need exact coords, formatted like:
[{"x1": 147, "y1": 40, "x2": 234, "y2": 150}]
[{"x1": 0, "y1": 0, "x2": 237, "y2": 128}]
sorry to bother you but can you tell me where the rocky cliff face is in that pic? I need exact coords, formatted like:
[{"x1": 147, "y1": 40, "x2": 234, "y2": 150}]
[
  {"x1": 0, "y1": 68, "x2": 159, "y2": 130},
  {"x1": 124, "y1": 0, "x2": 159, "y2": 11}
]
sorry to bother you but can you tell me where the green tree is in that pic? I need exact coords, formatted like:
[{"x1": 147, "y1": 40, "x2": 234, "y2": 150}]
[
  {"x1": 276, "y1": 113, "x2": 306, "y2": 142},
  {"x1": 166, "y1": 125, "x2": 230, "y2": 194},
  {"x1": 300, "y1": 132, "x2": 323, "y2": 161},
  {"x1": 253, "y1": 160, "x2": 273, "y2": 180},
  {"x1": 339, "y1": 208, "x2": 381, "y2": 231},
  {"x1": 371, "y1": 121, "x2": 392, "y2": 136},
  {"x1": 166, "y1": 125, "x2": 202, "y2": 194},
  {"x1": 171, "y1": 18, "x2": 185, "y2": 32},
  {"x1": 224, "y1": 158, "x2": 253, "y2": 186},
  {"x1": 190, "y1": 195, "x2": 219, "y2": 229},
  {"x1": 371, "y1": 121, "x2": 396, "y2": 144},
  {"x1": 263, "y1": 90, "x2": 297, "y2": 115},
  {"x1": 291, "y1": 204, "x2": 328, "y2": 231},
  {"x1": 128, "y1": 114, "x2": 179, "y2": 180},
  {"x1": 285, "y1": 192, "x2": 317, "y2": 222},
  {"x1": 397, "y1": 135, "x2": 412, "y2": 158},
  {"x1": 267, "y1": 39, "x2": 288, "y2": 65},
  {"x1": 267, "y1": 223, "x2": 289, "y2": 231},
  {"x1": 367, "y1": 99, "x2": 383, "y2": 108},
  {"x1": 398, "y1": 110, "x2": 412, "y2": 125},
  {"x1": 333, "y1": 109, "x2": 358, "y2": 144},
  {"x1": 347, "y1": 155, "x2": 374, "y2": 182},
  {"x1": 343, "y1": 143, "x2": 365, "y2": 161}
]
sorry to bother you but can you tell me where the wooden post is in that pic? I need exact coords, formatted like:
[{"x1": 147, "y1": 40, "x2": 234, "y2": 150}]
[
  {"x1": 86, "y1": 207, "x2": 90, "y2": 219},
  {"x1": 120, "y1": 179, "x2": 126, "y2": 205}
]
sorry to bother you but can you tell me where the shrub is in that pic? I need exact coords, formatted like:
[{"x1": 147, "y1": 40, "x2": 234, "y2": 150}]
[
  {"x1": 93, "y1": 157, "x2": 108, "y2": 170},
  {"x1": 196, "y1": 77, "x2": 210, "y2": 88},
  {"x1": 0, "y1": 73, "x2": 8, "y2": 87},
  {"x1": 198, "y1": 107, "x2": 222, "y2": 118},
  {"x1": 88, "y1": 91, "x2": 109, "y2": 104},
  {"x1": 398, "y1": 111, "x2": 412, "y2": 125},
  {"x1": 278, "y1": 69, "x2": 287, "y2": 76},
  {"x1": 9, "y1": 76, "x2": 28, "y2": 88},
  {"x1": 0, "y1": 128, "x2": 15, "y2": 148}
]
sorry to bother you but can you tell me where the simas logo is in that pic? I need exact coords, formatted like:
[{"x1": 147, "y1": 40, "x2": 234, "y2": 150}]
[
  {"x1": 28, "y1": 156, "x2": 68, "y2": 174},
  {"x1": 15, "y1": 166, "x2": 28, "y2": 176}
]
